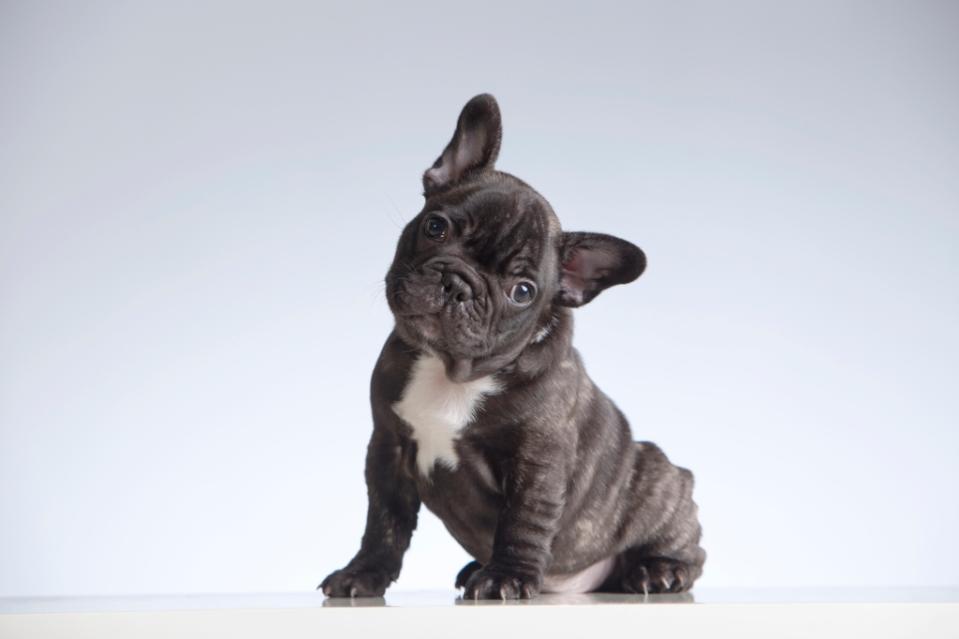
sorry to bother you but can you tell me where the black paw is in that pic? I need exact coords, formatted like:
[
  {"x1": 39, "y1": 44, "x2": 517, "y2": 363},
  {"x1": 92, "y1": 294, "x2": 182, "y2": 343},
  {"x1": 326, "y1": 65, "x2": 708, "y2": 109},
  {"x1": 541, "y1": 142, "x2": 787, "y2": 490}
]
[
  {"x1": 622, "y1": 557, "x2": 692, "y2": 594},
  {"x1": 454, "y1": 560, "x2": 483, "y2": 589},
  {"x1": 319, "y1": 567, "x2": 392, "y2": 598},
  {"x1": 462, "y1": 565, "x2": 541, "y2": 600}
]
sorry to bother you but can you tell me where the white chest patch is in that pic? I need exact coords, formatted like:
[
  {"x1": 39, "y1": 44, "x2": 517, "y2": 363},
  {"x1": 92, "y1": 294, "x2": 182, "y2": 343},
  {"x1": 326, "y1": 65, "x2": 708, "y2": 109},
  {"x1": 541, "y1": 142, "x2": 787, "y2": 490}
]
[{"x1": 392, "y1": 354, "x2": 500, "y2": 477}]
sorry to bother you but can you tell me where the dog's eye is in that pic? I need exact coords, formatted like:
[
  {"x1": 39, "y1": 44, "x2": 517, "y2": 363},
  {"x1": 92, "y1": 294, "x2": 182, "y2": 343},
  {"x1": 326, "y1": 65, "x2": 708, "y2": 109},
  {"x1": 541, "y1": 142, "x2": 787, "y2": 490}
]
[
  {"x1": 424, "y1": 215, "x2": 449, "y2": 241},
  {"x1": 509, "y1": 281, "x2": 537, "y2": 305}
]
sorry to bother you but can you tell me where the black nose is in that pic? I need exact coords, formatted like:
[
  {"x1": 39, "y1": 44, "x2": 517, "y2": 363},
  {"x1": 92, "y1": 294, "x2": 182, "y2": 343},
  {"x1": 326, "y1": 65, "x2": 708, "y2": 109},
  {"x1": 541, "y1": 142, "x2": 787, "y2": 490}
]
[{"x1": 442, "y1": 271, "x2": 473, "y2": 302}]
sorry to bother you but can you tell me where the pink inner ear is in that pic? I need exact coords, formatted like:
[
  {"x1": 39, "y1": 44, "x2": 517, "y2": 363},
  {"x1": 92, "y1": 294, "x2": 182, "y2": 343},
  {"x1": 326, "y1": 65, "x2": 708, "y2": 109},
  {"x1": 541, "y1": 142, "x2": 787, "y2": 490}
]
[
  {"x1": 424, "y1": 164, "x2": 451, "y2": 187},
  {"x1": 561, "y1": 246, "x2": 617, "y2": 305},
  {"x1": 562, "y1": 249, "x2": 581, "y2": 272},
  {"x1": 563, "y1": 247, "x2": 612, "y2": 282},
  {"x1": 562, "y1": 268, "x2": 587, "y2": 293},
  {"x1": 561, "y1": 250, "x2": 587, "y2": 304}
]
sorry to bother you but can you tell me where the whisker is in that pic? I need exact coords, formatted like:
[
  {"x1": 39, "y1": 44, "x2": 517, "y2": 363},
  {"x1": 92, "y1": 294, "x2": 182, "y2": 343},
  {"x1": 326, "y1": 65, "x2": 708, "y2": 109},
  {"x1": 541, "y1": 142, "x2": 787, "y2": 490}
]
[{"x1": 384, "y1": 193, "x2": 407, "y2": 230}]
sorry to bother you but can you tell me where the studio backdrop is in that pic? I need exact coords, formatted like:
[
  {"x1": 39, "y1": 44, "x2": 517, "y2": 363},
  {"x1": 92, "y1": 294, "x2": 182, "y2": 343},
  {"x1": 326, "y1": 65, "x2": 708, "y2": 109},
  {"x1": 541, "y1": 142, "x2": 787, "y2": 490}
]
[{"x1": 1, "y1": 0, "x2": 957, "y2": 596}]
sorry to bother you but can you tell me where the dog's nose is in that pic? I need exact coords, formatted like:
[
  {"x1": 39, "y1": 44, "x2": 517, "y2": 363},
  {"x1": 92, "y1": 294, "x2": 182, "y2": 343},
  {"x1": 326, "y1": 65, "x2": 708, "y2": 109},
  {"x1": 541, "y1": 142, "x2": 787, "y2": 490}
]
[{"x1": 442, "y1": 271, "x2": 473, "y2": 303}]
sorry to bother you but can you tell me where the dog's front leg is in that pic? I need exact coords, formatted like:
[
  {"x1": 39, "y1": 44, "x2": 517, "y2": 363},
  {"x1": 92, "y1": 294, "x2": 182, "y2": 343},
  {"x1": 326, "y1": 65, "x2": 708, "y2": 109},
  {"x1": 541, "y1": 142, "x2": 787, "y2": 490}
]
[
  {"x1": 462, "y1": 448, "x2": 565, "y2": 600},
  {"x1": 319, "y1": 424, "x2": 420, "y2": 597}
]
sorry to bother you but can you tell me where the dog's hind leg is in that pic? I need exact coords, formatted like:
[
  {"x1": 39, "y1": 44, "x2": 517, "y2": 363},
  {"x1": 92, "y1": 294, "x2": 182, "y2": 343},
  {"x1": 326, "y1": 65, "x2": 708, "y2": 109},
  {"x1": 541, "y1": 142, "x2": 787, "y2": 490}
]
[
  {"x1": 600, "y1": 444, "x2": 706, "y2": 594},
  {"x1": 611, "y1": 541, "x2": 705, "y2": 594}
]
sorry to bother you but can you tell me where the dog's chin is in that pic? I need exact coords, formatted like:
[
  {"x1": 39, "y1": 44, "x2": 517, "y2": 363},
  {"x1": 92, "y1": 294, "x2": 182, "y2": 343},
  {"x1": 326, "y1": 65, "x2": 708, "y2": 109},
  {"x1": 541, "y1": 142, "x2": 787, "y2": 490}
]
[
  {"x1": 394, "y1": 314, "x2": 494, "y2": 378},
  {"x1": 394, "y1": 313, "x2": 442, "y2": 348},
  {"x1": 394, "y1": 314, "x2": 467, "y2": 353}
]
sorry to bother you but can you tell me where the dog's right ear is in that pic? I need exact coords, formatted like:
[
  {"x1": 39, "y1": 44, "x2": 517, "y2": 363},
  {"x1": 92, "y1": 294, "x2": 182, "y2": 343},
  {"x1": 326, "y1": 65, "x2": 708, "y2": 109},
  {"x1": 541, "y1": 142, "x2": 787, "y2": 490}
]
[
  {"x1": 557, "y1": 232, "x2": 647, "y2": 307},
  {"x1": 423, "y1": 94, "x2": 502, "y2": 195}
]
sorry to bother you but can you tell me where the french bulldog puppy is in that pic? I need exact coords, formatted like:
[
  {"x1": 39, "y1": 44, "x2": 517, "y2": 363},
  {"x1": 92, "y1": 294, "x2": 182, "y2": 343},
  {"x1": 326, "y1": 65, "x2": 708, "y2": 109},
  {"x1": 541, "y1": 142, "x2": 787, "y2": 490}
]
[{"x1": 320, "y1": 94, "x2": 705, "y2": 600}]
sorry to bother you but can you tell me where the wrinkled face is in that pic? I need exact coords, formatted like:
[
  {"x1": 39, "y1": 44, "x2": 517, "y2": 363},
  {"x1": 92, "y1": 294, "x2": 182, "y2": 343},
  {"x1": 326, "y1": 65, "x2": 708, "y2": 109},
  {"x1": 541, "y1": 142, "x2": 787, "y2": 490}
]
[
  {"x1": 386, "y1": 178, "x2": 559, "y2": 378},
  {"x1": 385, "y1": 94, "x2": 646, "y2": 382}
]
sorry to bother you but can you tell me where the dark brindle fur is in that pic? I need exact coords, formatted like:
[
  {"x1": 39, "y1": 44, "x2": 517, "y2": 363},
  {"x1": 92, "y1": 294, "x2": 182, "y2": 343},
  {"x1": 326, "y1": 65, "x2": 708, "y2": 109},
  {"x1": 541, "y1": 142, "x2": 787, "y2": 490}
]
[{"x1": 320, "y1": 94, "x2": 705, "y2": 599}]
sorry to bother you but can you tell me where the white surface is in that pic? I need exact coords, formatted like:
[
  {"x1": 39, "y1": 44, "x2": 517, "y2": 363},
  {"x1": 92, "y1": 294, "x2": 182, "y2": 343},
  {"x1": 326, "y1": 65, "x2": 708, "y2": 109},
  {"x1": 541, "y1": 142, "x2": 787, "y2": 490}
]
[
  {"x1": 2, "y1": 1, "x2": 958, "y2": 597},
  {"x1": 1, "y1": 590, "x2": 958, "y2": 639},
  {"x1": 4, "y1": 588, "x2": 959, "y2": 613}
]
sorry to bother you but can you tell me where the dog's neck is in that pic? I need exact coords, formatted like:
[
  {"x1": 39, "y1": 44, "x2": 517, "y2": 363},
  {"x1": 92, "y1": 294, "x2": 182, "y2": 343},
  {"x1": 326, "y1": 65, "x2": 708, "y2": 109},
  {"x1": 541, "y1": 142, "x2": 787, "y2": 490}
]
[{"x1": 401, "y1": 308, "x2": 575, "y2": 385}]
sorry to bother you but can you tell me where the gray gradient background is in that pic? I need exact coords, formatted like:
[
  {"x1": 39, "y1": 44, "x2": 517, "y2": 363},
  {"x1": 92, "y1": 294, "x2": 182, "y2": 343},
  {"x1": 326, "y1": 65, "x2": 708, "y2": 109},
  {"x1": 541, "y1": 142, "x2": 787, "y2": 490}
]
[{"x1": 1, "y1": 1, "x2": 957, "y2": 596}]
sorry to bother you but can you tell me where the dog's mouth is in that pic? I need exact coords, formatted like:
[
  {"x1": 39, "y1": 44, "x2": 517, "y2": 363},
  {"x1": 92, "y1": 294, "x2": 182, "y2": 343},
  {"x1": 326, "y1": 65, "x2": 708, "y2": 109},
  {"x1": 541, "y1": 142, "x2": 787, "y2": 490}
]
[
  {"x1": 386, "y1": 279, "x2": 444, "y2": 325},
  {"x1": 392, "y1": 293, "x2": 484, "y2": 342},
  {"x1": 387, "y1": 267, "x2": 493, "y2": 359}
]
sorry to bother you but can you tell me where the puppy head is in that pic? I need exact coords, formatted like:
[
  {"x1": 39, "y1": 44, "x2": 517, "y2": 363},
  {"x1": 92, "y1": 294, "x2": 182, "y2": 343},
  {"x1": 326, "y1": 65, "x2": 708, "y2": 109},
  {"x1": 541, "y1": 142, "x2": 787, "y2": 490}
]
[{"x1": 386, "y1": 94, "x2": 646, "y2": 381}]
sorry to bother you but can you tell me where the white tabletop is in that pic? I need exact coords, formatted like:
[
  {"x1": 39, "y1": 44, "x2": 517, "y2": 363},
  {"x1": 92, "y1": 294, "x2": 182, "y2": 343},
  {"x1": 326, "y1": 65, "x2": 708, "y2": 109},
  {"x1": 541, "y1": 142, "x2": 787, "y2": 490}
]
[{"x1": 2, "y1": 588, "x2": 957, "y2": 638}]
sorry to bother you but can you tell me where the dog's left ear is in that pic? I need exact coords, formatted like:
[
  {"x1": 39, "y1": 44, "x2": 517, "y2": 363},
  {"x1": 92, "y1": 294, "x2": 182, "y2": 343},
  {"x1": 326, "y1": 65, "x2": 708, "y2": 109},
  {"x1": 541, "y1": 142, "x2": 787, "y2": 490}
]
[
  {"x1": 557, "y1": 232, "x2": 646, "y2": 307},
  {"x1": 423, "y1": 93, "x2": 502, "y2": 194}
]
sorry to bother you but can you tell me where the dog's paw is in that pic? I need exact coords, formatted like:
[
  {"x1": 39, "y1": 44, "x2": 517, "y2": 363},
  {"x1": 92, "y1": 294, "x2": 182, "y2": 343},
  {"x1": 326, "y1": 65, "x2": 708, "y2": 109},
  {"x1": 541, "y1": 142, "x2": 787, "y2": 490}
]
[
  {"x1": 622, "y1": 557, "x2": 692, "y2": 595},
  {"x1": 318, "y1": 567, "x2": 391, "y2": 598},
  {"x1": 462, "y1": 565, "x2": 541, "y2": 600},
  {"x1": 454, "y1": 560, "x2": 483, "y2": 589}
]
